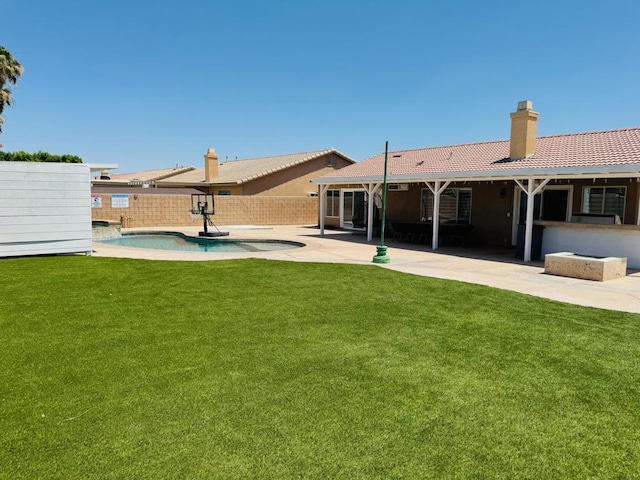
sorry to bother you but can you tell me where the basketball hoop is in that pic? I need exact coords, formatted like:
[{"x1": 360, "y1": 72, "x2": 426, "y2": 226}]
[{"x1": 189, "y1": 193, "x2": 229, "y2": 237}]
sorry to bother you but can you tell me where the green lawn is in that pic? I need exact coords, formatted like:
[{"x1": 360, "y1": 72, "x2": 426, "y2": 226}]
[{"x1": 1, "y1": 256, "x2": 639, "y2": 479}]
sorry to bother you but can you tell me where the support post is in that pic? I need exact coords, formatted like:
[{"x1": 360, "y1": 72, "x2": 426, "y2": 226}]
[
  {"x1": 514, "y1": 178, "x2": 550, "y2": 262},
  {"x1": 201, "y1": 205, "x2": 209, "y2": 235},
  {"x1": 433, "y1": 181, "x2": 441, "y2": 249},
  {"x1": 524, "y1": 178, "x2": 535, "y2": 262},
  {"x1": 425, "y1": 180, "x2": 451, "y2": 250},
  {"x1": 366, "y1": 184, "x2": 374, "y2": 242},
  {"x1": 364, "y1": 183, "x2": 382, "y2": 242},
  {"x1": 319, "y1": 184, "x2": 328, "y2": 236}
]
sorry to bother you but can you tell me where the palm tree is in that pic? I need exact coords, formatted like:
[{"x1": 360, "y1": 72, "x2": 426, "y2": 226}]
[{"x1": 0, "y1": 46, "x2": 24, "y2": 133}]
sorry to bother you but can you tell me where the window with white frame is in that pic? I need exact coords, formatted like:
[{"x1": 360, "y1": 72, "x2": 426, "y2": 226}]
[
  {"x1": 325, "y1": 190, "x2": 340, "y2": 217},
  {"x1": 421, "y1": 188, "x2": 472, "y2": 223},
  {"x1": 582, "y1": 186, "x2": 625, "y2": 221}
]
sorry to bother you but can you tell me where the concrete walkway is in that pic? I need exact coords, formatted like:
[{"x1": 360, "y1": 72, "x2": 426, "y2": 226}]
[{"x1": 91, "y1": 225, "x2": 640, "y2": 314}]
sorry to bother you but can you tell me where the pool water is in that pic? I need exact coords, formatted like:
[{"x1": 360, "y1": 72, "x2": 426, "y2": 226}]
[{"x1": 97, "y1": 233, "x2": 304, "y2": 253}]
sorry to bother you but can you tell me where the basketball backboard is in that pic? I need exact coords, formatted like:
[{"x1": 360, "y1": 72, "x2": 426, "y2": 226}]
[{"x1": 190, "y1": 194, "x2": 214, "y2": 215}]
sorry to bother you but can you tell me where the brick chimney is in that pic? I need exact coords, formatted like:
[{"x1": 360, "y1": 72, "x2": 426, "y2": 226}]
[
  {"x1": 509, "y1": 100, "x2": 539, "y2": 159},
  {"x1": 204, "y1": 148, "x2": 219, "y2": 181}
]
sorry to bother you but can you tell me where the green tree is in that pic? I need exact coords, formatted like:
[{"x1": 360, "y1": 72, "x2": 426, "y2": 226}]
[
  {"x1": 0, "y1": 150, "x2": 82, "y2": 163},
  {"x1": 0, "y1": 46, "x2": 24, "y2": 133}
]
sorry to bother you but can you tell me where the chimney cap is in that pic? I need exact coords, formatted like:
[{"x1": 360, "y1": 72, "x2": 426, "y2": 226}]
[
  {"x1": 206, "y1": 147, "x2": 217, "y2": 155},
  {"x1": 517, "y1": 100, "x2": 533, "y2": 111}
]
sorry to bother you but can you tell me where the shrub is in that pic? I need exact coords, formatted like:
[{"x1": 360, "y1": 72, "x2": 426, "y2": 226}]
[{"x1": 0, "y1": 150, "x2": 82, "y2": 163}]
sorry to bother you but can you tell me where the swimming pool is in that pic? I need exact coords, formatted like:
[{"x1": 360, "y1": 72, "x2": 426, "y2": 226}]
[{"x1": 97, "y1": 233, "x2": 304, "y2": 253}]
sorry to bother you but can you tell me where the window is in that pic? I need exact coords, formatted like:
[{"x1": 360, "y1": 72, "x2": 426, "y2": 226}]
[
  {"x1": 326, "y1": 190, "x2": 340, "y2": 217},
  {"x1": 217, "y1": 190, "x2": 231, "y2": 196},
  {"x1": 421, "y1": 188, "x2": 472, "y2": 224},
  {"x1": 582, "y1": 186, "x2": 625, "y2": 221}
]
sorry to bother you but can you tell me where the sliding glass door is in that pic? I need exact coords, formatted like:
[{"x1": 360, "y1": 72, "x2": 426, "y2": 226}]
[{"x1": 341, "y1": 190, "x2": 366, "y2": 230}]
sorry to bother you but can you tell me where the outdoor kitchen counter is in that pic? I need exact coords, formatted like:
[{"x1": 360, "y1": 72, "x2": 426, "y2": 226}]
[
  {"x1": 536, "y1": 221, "x2": 640, "y2": 231},
  {"x1": 537, "y1": 221, "x2": 640, "y2": 269}
]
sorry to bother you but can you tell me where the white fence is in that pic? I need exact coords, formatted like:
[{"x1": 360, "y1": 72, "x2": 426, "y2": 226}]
[{"x1": 0, "y1": 162, "x2": 92, "y2": 257}]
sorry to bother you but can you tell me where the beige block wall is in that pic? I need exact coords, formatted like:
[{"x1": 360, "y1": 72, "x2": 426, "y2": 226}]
[
  {"x1": 213, "y1": 196, "x2": 318, "y2": 225},
  {"x1": 92, "y1": 194, "x2": 319, "y2": 227}
]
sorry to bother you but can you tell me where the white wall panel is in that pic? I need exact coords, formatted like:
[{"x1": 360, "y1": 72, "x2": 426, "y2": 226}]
[
  {"x1": 0, "y1": 206, "x2": 90, "y2": 217},
  {"x1": 542, "y1": 225, "x2": 640, "y2": 269},
  {"x1": 0, "y1": 162, "x2": 92, "y2": 257}
]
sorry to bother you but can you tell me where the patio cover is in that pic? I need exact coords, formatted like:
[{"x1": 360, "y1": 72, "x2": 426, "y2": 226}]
[{"x1": 312, "y1": 128, "x2": 640, "y2": 262}]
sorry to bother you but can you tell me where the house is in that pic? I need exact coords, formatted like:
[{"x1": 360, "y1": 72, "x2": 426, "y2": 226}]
[
  {"x1": 90, "y1": 148, "x2": 355, "y2": 227},
  {"x1": 312, "y1": 101, "x2": 640, "y2": 267},
  {"x1": 161, "y1": 148, "x2": 354, "y2": 196},
  {"x1": 94, "y1": 148, "x2": 355, "y2": 196},
  {"x1": 94, "y1": 166, "x2": 196, "y2": 185}
]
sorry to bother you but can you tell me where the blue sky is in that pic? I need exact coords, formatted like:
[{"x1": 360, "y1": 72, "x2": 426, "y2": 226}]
[{"x1": 3, "y1": 0, "x2": 640, "y2": 173}]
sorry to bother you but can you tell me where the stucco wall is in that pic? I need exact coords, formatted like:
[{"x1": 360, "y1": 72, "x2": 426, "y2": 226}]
[
  {"x1": 242, "y1": 153, "x2": 352, "y2": 196},
  {"x1": 382, "y1": 183, "x2": 514, "y2": 246},
  {"x1": 209, "y1": 185, "x2": 243, "y2": 196},
  {"x1": 322, "y1": 179, "x2": 640, "y2": 247},
  {"x1": 385, "y1": 187, "x2": 422, "y2": 222},
  {"x1": 469, "y1": 183, "x2": 514, "y2": 246},
  {"x1": 91, "y1": 193, "x2": 319, "y2": 227}
]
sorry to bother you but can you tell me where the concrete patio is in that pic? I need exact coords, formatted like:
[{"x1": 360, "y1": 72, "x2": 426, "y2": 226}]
[{"x1": 91, "y1": 225, "x2": 640, "y2": 314}]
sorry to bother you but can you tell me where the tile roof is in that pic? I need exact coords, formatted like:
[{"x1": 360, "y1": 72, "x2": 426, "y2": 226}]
[
  {"x1": 160, "y1": 149, "x2": 354, "y2": 185},
  {"x1": 315, "y1": 128, "x2": 640, "y2": 182},
  {"x1": 91, "y1": 185, "x2": 203, "y2": 195},
  {"x1": 109, "y1": 166, "x2": 195, "y2": 182}
]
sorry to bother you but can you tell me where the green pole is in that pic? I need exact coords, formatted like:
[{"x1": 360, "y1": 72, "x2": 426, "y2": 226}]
[{"x1": 373, "y1": 141, "x2": 390, "y2": 264}]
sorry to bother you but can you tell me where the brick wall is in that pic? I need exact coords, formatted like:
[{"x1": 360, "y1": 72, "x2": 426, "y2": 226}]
[{"x1": 91, "y1": 194, "x2": 319, "y2": 227}]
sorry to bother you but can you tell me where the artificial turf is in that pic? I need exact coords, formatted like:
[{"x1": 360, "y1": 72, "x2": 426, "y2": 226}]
[{"x1": 1, "y1": 256, "x2": 639, "y2": 479}]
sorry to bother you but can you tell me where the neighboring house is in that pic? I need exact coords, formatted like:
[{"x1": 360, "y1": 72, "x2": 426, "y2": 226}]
[
  {"x1": 94, "y1": 148, "x2": 355, "y2": 196},
  {"x1": 312, "y1": 101, "x2": 640, "y2": 267},
  {"x1": 96, "y1": 166, "x2": 196, "y2": 185},
  {"x1": 90, "y1": 148, "x2": 355, "y2": 227},
  {"x1": 160, "y1": 148, "x2": 355, "y2": 196}
]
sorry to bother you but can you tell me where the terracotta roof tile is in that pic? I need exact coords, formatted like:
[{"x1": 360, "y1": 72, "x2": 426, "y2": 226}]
[{"x1": 317, "y1": 128, "x2": 640, "y2": 181}]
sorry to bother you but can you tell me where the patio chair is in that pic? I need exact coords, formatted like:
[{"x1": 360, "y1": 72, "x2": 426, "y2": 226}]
[{"x1": 386, "y1": 222, "x2": 402, "y2": 242}]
